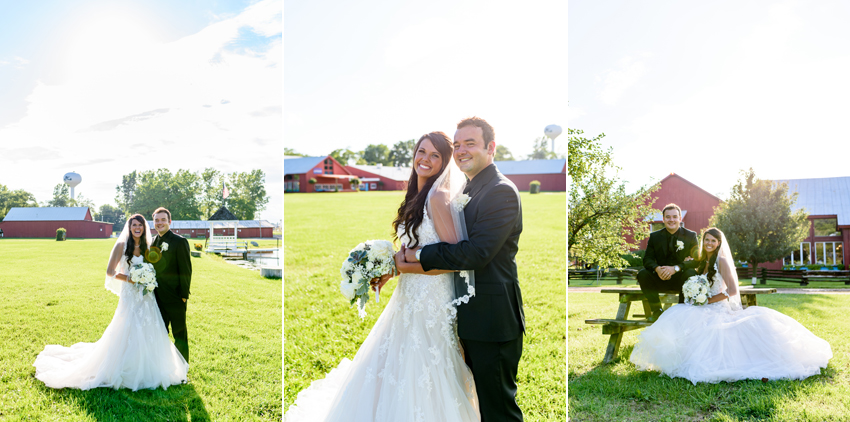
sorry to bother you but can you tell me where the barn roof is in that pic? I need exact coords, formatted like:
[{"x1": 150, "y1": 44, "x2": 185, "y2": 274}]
[
  {"x1": 3, "y1": 207, "x2": 90, "y2": 221},
  {"x1": 774, "y1": 176, "x2": 850, "y2": 227},
  {"x1": 494, "y1": 159, "x2": 566, "y2": 175},
  {"x1": 347, "y1": 165, "x2": 412, "y2": 181},
  {"x1": 284, "y1": 156, "x2": 325, "y2": 174}
]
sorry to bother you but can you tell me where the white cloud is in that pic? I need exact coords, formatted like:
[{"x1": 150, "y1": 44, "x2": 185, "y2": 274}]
[
  {"x1": 599, "y1": 55, "x2": 648, "y2": 106},
  {"x1": 0, "y1": 0, "x2": 282, "y2": 222}
]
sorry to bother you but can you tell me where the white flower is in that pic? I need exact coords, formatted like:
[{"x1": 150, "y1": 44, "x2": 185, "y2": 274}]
[
  {"x1": 162, "y1": 242, "x2": 169, "y2": 252},
  {"x1": 146, "y1": 285, "x2": 155, "y2": 292},
  {"x1": 695, "y1": 293, "x2": 707, "y2": 303},
  {"x1": 452, "y1": 194, "x2": 471, "y2": 212},
  {"x1": 676, "y1": 240, "x2": 684, "y2": 252},
  {"x1": 340, "y1": 280, "x2": 357, "y2": 301}
]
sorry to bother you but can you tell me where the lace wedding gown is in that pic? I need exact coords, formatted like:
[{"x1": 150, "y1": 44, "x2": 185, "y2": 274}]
[
  {"x1": 630, "y1": 264, "x2": 832, "y2": 384},
  {"x1": 33, "y1": 255, "x2": 188, "y2": 390},
  {"x1": 285, "y1": 209, "x2": 479, "y2": 422}
]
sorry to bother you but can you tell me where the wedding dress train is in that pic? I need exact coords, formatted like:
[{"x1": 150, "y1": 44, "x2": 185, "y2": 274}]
[
  {"x1": 33, "y1": 255, "x2": 188, "y2": 390},
  {"x1": 285, "y1": 209, "x2": 479, "y2": 422},
  {"x1": 630, "y1": 263, "x2": 832, "y2": 385}
]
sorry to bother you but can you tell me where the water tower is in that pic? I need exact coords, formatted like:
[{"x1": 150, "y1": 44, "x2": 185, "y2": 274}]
[
  {"x1": 64, "y1": 172, "x2": 82, "y2": 200},
  {"x1": 544, "y1": 124, "x2": 563, "y2": 153}
]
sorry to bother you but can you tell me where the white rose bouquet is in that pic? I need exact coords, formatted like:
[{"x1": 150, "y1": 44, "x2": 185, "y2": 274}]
[
  {"x1": 682, "y1": 274, "x2": 710, "y2": 306},
  {"x1": 129, "y1": 262, "x2": 158, "y2": 296},
  {"x1": 339, "y1": 240, "x2": 396, "y2": 318}
]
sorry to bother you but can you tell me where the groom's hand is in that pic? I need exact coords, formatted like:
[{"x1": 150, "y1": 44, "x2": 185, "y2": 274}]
[
  {"x1": 403, "y1": 246, "x2": 419, "y2": 263},
  {"x1": 656, "y1": 266, "x2": 674, "y2": 280}
]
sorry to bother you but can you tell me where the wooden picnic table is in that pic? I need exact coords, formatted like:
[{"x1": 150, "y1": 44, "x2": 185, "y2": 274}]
[{"x1": 584, "y1": 287, "x2": 777, "y2": 363}]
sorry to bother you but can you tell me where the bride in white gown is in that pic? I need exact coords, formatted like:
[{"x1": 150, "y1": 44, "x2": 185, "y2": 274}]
[
  {"x1": 630, "y1": 227, "x2": 832, "y2": 384},
  {"x1": 285, "y1": 132, "x2": 479, "y2": 421},
  {"x1": 33, "y1": 214, "x2": 188, "y2": 391}
]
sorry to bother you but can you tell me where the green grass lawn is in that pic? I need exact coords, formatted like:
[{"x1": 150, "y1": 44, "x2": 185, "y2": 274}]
[
  {"x1": 284, "y1": 191, "x2": 566, "y2": 421},
  {"x1": 0, "y1": 238, "x2": 281, "y2": 421},
  {"x1": 569, "y1": 292, "x2": 850, "y2": 421}
]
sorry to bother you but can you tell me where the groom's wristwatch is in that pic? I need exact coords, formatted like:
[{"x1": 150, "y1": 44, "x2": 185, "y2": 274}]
[
  {"x1": 415, "y1": 249, "x2": 421, "y2": 262},
  {"x1": 674, "y1": 265, "x2": 680, "y2": 272}
]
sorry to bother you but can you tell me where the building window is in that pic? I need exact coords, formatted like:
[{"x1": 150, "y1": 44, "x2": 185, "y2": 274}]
[
  {"x1": 783, "y1": 242, "x2": 813, "y2": 266},
  {"x1": 650, "y1": 223, "x2": 664, "y2": 232},
  {"x1": 814, "y1": 218, "x2": 840, "y2": 237},
  {"x1": 371, "y1": 183, "x2": 377, "y2": 190},
  {"x1": 324, "y1": 159, "x2": 334, "y2": 175},
  {"x1": 814, "y1": 241, "x2": 843, "y2": 266}
]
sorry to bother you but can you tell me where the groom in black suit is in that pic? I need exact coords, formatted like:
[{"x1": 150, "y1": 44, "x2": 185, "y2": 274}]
[
  {"x1": 395, "y1": 117, "x2": 525, "y2": 422},
  {"x1": 151, "y1": 207, "x2": 192, "y2": 363},
  {"x1": 638, "y1": 203, "x2": 699, "y2": 321}
]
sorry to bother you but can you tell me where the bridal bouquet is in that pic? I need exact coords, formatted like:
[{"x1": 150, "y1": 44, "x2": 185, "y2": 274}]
[
  {"x1": 340, "y1": 240, "x2": 396, "y2": 318},
  {"x1": 129, "y1": 262, "x2": 158, "y2": 296},
  {"x1": 682, "y1": 274, "x2": 709, "y2": 306}
]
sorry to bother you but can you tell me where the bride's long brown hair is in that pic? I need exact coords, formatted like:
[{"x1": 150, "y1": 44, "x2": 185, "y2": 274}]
[
  {"x1": 697, "y1": 227, "x2": 723, "y2": 285},
  {"x1": 124, "y1": 214, "x2": 149, "y2": 266},
  {"x1": 392, "y1": 132, "x2": 454, "y2": 248}
]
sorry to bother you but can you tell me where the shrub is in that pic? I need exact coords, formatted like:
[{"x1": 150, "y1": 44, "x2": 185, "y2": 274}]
[
  {"x1": 308, "y1": 178, "x2": 317, "y2": 185},
  {"x1": 530, "y1": 180, "x2": 541, "y2": 194},
  {"x1": 620, "y1": 249, "x2": 645, "y2": 267},
  {"x1": 56, "y1": 228, "x2": 66, "y2": 241},
  {"x1": 782, "y1": 264, "x2": 845, "y2": 271},
  {"x1": 194, "y1": 243, "x2": 203, "y2": 251}
]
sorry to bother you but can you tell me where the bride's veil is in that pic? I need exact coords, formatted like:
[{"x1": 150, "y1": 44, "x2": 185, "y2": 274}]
[
  {"x1": 425, "y1": 158, "x2": 475, "y2": 307},
  {"x1": 104, "y1": 216, "x2": 152, "y2": 296},
  {"x1": 717, "y1": 230, "x2": 743, "y2": 311}
]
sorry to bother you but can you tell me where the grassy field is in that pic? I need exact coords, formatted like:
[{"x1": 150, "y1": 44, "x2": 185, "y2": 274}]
[
  {"x1": 569, "y1": 291, "x2": 850, "y2": 421},
  {"x1": 0, "y1": 238, "x2": 281, "y2": 421},
  {"x1": 284, "y1": 191, "x2": 567, "y2": 421}
]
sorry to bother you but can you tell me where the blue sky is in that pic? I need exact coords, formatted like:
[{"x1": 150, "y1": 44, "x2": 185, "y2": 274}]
[
  {"x1": 571, "y1": 0, "x2": 850, "y2": 199},
  {"x1": 284, "y1": 0, "x2": 568, "y2": 162},
  {"x1": 0, "y1": 0, "x2": 282, "y2": 222}
]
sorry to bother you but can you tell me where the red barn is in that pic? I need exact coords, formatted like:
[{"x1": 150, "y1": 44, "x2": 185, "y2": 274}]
[
  {"x1": 285, "y1": 156, "x2": 358, "y2": 193},
  {"x1": 0, "y1": 207, "x2": 112, "y2": 238},
  {"x1": 494, "y1": 159, "x2": 566, "y2": 192},
  {"x1": 635, "y1": 173, "x2": 722, "y2": 250},
  {"x1": 147, "y1": 220, "x2": 275, "y2": 238},
  {"x1": 345, "y1": 164, "x2": 410, "y2": 191}
]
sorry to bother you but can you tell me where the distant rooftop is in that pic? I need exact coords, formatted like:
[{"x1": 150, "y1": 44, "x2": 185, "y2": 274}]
[
  {"x1": 3, "y1": 207, "x2": 90, "y2": 221},
  {"x1": 494, "y1": 159, "x2": 566, "y2": 175},
  {"x1": 284, "y1": 156, "x2": 325, "y2": 174},
  {"x1": 774, "y1": 176, "x2": 850, "y2": 226}
]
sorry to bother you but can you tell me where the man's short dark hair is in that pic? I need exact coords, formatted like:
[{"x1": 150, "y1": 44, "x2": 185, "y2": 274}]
[
  {"x1": 457, "y1": 116, "x2": 495, "y2": 148},
  {"x1": 152, "y1": 207, "x2": 172, "y2": 221},
  {"x1": 662, "y1": 203, "x2": 682, "y2": 217}
]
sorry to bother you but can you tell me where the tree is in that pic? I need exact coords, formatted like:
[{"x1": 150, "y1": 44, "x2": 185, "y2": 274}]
[
  {"x1": 0, "y1": 184, "x2": 37, "y2": 221},
  {"x1": 710, "y1": 168, "x2": 809, "y2": 284},
  {"x1": 114, "y1": 171, "x2": 137, "y2": 214},
  {"x1": 495, "y1": 144, "x2": 515, "y2": 161},
  {"x1": 225, "y1": 169, "x2": 270, "y2": 220},
  {"x1": 284, "y1": 147, "x2": 307, "y2": 157},
  {"x1": 568, "y1": 129, "x2": 659, "y2": 269},
  {"x1": 73, "y1": 194, "x2": 96, "y2": 211},
  {"x1": 388, "y1": 139, "x2": 415, "y2": 167},
  {"x1": 330, "y1": 149, "x2": 362, "y2": 166},
  {"x1": 362, "y1": 144, "x2": 392, "y2": 165},
  {"x1": 199, "y1": 168, "x2": 224, "y2": 218},
  {"x1": 47, "y1": 184, "x2": 71, "y2": 207},
  {"x1": 131, "y1": 169, "x2": 203, "y2": 220},
  {"x1": 96, "y1": 204, "x2": 126, "y2": 232},
  {"x1": 526, "y1": 137, "x2": 558, "y2": 160}
]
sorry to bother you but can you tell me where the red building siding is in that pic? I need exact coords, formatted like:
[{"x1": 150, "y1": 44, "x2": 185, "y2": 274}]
[
  {"x1": 286, "y1": 156, "x2": 358, "y2": 193},
  {"x1": 504, "y1": 173, "x2": 566, "y2": 192},
  {"x1": 345, "y1": 167, "x2": 408, "y2": 191},
  {"x1": 167, "y1": 227, "x2": 274, "y2": 238},
  {"x1": 0, "y1": 220, "x2": 113, "y2": 238},
  {"x1": 634, "y1": 174, "x2": 722, "y2": 250}
]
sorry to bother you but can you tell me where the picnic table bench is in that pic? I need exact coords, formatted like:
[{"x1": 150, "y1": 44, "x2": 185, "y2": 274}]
[
  {"x1": 736, "y1": 267, "x2": 850, "y2": 286},
  {"x1": 584, "y1": 287, "x2": 777, "y2": 363},
  {"x1": 568, "y1": 268, "x2": 638, "y2": 285}
]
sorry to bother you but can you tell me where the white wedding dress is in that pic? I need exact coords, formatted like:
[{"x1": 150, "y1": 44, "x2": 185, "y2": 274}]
[
  {"x1": 33, "y1": 255, "x2": 188, "y2": 390},
  {"x1": 630, "y1": 263, "x2": 832, "y2": 384},
  {"x1": 285, "y1": 209, "x2": 479, "y2": 422}
]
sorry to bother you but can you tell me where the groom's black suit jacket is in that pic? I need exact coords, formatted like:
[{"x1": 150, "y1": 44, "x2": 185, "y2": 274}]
[
  {"x1": 642, "y1": 226, "x2": 699, "y2": 273},
  {"x1": 152, "y1": 230, "x2": 192, "y2": 304},
  {"x1": 420, "y1": 164, "x2": 525, "y2": 342}
]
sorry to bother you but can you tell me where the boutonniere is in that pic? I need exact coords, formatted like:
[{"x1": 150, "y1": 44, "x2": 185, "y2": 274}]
[
  {"x1": 452, "y1": 193, "x2": 471, "y2": 211},
  {"x1": 162, "y1": 242, "x2": 169, "y2": 252},
  {"x1": 676, "y1": 240, "x2": 684, "y2": 252}
]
